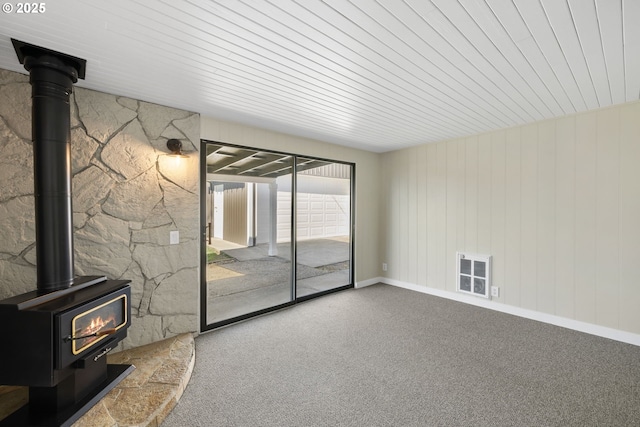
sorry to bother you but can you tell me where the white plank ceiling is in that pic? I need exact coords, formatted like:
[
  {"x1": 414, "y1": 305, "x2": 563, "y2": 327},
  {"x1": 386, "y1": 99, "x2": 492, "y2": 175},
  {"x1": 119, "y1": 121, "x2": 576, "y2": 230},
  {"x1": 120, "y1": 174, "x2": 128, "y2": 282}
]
[{"x1": 0, "y1": 0, "x2": 637, "y2": 152}]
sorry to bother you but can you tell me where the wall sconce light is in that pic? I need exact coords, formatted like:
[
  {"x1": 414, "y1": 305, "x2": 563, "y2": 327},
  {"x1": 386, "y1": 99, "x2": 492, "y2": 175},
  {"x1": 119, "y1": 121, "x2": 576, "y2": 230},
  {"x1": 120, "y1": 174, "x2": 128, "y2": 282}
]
[{"x1": 166, "y1": 139, "x2": 187, "y2": 157}]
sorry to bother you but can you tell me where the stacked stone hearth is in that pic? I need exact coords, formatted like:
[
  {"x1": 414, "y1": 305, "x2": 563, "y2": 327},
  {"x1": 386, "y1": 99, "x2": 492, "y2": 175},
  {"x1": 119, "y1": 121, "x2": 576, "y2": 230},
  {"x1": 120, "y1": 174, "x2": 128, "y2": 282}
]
[{"x1": 0, "y1": 68, "x2": 200, "y2": 349}]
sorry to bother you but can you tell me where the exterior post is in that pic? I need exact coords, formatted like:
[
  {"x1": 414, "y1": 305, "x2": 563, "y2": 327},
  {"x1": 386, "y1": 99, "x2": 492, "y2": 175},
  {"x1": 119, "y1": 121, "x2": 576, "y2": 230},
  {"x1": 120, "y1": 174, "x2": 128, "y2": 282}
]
[{"x1": 268, "y1": 181, "x2": 278, "y2": 256}]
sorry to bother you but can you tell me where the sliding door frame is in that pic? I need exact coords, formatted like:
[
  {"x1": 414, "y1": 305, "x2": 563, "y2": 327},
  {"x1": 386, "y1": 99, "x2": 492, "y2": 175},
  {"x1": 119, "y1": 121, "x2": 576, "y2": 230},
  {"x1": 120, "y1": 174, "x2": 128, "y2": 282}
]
[{"x1": 200, "y1": 140, "x2": 355, "y2": 333}]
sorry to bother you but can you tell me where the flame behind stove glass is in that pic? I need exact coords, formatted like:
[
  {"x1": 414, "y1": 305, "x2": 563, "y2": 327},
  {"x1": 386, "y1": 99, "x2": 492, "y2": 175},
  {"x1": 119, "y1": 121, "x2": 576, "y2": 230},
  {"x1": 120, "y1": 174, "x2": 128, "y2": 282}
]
[{"x1": 71, "y1": 295, "x2": 127, "y2": 354}]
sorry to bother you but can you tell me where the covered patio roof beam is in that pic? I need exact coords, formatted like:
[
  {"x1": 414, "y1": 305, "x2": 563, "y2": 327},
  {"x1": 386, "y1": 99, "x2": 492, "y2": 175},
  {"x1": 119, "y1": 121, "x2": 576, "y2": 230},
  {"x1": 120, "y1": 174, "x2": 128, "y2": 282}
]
[
  {"x1": 235, "y1": 154, "x2": 286, "y2": 176},
  {"x1": 208, "y1": 149, "x2": 256, "y2": 172}
]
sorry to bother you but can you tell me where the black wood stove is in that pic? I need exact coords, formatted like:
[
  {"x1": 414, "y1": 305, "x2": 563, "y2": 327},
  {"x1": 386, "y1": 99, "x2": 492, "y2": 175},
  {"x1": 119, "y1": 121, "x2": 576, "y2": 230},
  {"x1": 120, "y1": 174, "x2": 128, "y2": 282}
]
[{"x1": 0, "y1": 40, "x2": 134, "y2": 427}]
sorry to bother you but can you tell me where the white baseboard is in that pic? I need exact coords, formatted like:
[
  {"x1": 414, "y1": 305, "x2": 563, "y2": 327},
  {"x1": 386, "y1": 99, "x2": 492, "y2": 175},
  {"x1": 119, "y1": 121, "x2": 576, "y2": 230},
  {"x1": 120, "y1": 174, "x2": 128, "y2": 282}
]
[
  {"x1": 354, "y1": 277, "x2": 383, "y2": 289},
  {"x1": 379, "y1": 278, "x2": 640, "y2": 347}
]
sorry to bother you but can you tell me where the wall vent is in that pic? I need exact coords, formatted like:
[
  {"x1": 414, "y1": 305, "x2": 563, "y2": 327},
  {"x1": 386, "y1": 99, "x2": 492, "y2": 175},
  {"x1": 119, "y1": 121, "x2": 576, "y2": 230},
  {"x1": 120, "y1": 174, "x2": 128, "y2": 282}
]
[{"x1": 456, "y1": 252, "x2": 491, "y2": 298}]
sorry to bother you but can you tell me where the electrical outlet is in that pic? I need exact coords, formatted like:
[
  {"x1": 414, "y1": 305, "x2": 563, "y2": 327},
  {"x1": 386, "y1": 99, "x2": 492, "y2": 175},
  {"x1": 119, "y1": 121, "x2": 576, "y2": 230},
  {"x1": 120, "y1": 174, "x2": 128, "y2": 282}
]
[
  {"x1": 382, "y1": 263, "x2": 388, "y2": 272},
  {"x1": 490, "y1": 286, "x2": 499, "y2": 298},
  {"x1": 170, "y1": 230, "x2": 179, "y2": 245}
]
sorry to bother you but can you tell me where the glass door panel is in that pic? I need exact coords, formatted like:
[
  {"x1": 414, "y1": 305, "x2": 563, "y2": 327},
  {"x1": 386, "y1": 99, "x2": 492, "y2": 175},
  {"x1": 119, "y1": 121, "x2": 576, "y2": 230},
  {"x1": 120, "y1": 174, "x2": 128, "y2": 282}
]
[
  {"x1": 203, "y1": 143, "x2": 294, "y2": 325},
  {"x1": 295, "y1": 158, "x2": 352, "y2": 298}
]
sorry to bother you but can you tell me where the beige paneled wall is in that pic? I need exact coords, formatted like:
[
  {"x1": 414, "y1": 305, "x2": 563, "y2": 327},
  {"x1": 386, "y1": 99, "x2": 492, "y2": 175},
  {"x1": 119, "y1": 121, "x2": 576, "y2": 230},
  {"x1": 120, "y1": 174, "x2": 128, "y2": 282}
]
[
  {"x1": 381, "y1": 101, "x2": 640, "y2": 335},
  {"x1": 201, "y1": 117, "x2": 381, "y2": 285}
]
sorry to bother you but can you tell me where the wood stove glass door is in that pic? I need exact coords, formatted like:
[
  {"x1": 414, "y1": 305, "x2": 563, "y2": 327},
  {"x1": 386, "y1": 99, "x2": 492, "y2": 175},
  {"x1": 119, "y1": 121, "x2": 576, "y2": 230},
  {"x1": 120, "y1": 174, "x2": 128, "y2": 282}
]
[{"x1": 71, "y1": 294, "x2": 127, "y2": 354}]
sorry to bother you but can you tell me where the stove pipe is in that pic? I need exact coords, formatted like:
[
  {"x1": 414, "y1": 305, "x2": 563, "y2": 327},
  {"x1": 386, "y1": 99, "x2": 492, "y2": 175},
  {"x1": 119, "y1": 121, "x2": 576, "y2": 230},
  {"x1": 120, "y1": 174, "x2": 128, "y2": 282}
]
[{"x1": 12, "y1": 39, "x2": 87, "y2": 292}]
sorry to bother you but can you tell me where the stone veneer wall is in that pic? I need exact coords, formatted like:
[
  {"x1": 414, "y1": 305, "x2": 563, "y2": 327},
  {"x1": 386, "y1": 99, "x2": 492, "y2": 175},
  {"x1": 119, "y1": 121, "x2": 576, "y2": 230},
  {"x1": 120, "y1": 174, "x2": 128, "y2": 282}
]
[{"x1": 0, "y1": 68, "x2": 199, "y2": 349}]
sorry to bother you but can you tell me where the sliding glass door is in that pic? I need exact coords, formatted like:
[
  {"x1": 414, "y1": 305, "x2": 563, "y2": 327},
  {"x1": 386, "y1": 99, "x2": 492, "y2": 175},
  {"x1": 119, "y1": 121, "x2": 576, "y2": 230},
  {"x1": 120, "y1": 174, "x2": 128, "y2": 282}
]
[
  {"x1": 296, "y1": 158, "x2": 352, "y2": 299},
  {"x1": 201, "y1": 141, "x2": 354, "y2": 330}
]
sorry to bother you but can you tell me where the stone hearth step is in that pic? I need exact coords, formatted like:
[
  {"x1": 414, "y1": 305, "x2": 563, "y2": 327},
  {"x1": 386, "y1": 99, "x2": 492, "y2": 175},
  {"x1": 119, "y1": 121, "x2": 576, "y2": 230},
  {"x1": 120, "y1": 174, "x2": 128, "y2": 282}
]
[{"x1": 0, "y1": 333, "x2": 195, "y2": 427}]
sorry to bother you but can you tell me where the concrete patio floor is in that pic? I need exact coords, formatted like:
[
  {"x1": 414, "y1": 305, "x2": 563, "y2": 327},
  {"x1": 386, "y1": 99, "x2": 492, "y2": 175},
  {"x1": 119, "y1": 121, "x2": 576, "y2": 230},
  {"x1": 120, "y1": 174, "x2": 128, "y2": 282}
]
[{"x1": 206, "y1": 237, "x2": 350, "y2": 324}]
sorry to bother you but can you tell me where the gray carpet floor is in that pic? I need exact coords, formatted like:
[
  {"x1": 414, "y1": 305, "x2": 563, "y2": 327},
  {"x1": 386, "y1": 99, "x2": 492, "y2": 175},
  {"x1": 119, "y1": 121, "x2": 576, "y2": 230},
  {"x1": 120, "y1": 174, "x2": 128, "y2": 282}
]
[{"x1": 162, "y1": 284, "x2": 640, "y2": 427}]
